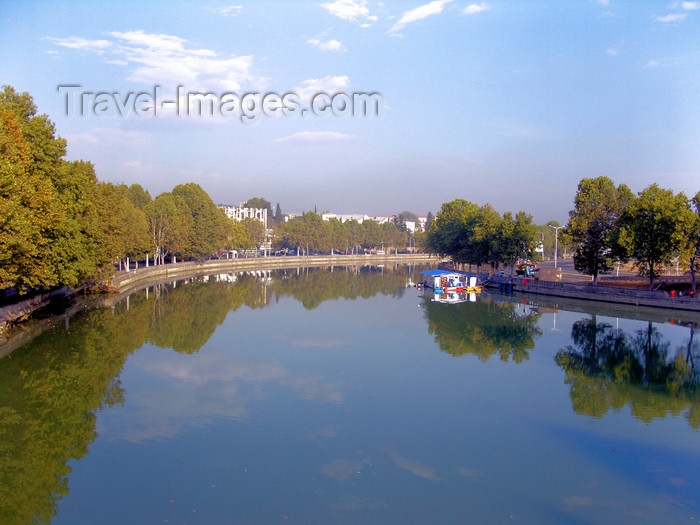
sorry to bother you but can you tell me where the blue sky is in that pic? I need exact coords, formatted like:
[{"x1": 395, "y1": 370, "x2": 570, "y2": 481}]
[{"x1": 2, "y1": 0, "x2": 699, "y2": 223}]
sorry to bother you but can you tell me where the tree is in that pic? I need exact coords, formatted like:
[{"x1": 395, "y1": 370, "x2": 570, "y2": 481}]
[
  {"x1": 244, "y1": 197, "x2": 273, "y2": 225},
  {"x1": 618, "y1": 184, "x2": 695, "y2": 289},
  {"x1": 1, "y1": 87, "x2": 109, "y2": 289},
  {"x1": 274, "y1": 202, "x2": 283, "y2": 223},
  {"x1": 241, "y1": 217, "x2": 266, "y2": 252},
  {"x1": 424, "y1": 199, "x2": 480, "y2": 263},
  {"x1": 362, "y1": 219, "x2": 384, "y2": 250},
  {"x1": 172, "y1": 183, "x2": 232, "y2": 260},
  {"x1": 0, "y1": 106, "x2": 63, "y2": 289},
  {"x1": 684, "y1": 192, "x2": 700, "y2": 297},
  {"x1": 144, "y1": 193, "x2": 190, "y2": 264},
  {"x1": 94, "y1": 183, "x2": 150, "y2": 273},
  {"x1": 492, "y1": 211, "x2": 536, "y2": 271},
  {"x1": 125, "y1": 183, "x2": 152, "y2": 210},
  {"x1": 381, "y1": 221, "x2": 407, "y2": 253},
  {"x1": 396, "y1": 210, "x2": 419, "y2": 232},
  {"x1": 567, "y1": 176, "x2": 634, "y2": 284}
]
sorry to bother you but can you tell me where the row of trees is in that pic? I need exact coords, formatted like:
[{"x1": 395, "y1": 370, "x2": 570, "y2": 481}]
[
  {"x1": 273, "y1": 212, "x2": 411, "y2": 255},
  {"x1": 423, "y1": 199, "x2": 537, "y2": 272},
  {"x1": 0, "y1": 86, "x2": 255, "y2": 291},
  {"x1": 424, "y1": 177, "x2": 699, "y2": 291},
  {"x1": 568, "y1": 176, "x2": 700, "y2": 289}
]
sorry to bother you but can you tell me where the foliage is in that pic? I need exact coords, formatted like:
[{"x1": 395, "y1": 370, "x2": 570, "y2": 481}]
[
  {"x1": 424, "y1": 199, "x2": 536, "y2": 270},
  {"x1": 0, "y1": 106, "x2": 63, "y2": 289},
  {"x1": 567, "y1": 176, "x2": 634, "y2": 284},
  {"x1": 240, "y1": 217, "x2": 266, "y2": 250},
  {"x1": 618, "y1": 184, "x2": 695, "y2": 288},
  {"x1": 244, "y1": 196, "x2": 273, "y2": 225},
  {"x1": 681, "y1": 192, "x2": 700, "y2": 297},
  {"x1": 124, "y1": 183, "x2": 152, "y2": 210},
  {"x1": 396, "y1": 210, "x2": 419, "y2": 232},
  {"x1": 172, "y1": 183, "x2": 234, "y2": 260}
]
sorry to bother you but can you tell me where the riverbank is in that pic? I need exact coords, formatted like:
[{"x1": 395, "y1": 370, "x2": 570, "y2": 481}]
[
  {"x1": 485, "y1": 274, "x2": 700, "y2": 312},
  {"x1": 111, "y1": 253, "x2": 435, "y2": 295}
]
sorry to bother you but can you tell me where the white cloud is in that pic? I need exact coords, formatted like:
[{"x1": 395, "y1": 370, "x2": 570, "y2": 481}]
[
  {"x1": 388, "y1": 0, "x2": 454, "y2": 35},
  {"x1": 212, "y1": 5, "x2": 243, "y2": 16},
  {"x1": 605, "y1": 48, "x2": 619, "y2": 56},
  {"x1": 49, "y1": 30, "x2": 258, "y2": 92},
  {"x1": 597, "y1": 0, "x2": 609, "y2": 5},
  {"x1": 462, "y1": 3, "x2": 489, "y2": 15},
  {"x1": 682, "y1": 1, "x2": 700, "y2": 9},
  {"x1": 307, "y1": 38, "x2": 346, "y2": 51},
  {"x1": 294, "y1": 75, "x2": 350, "y2": 102},
  {"x1": 655, "y1": 12, "x2": 686, "y2": 22},
  {"x1": 274, "y1": 131, "x2": 355, "y2": 145},
  {"x1": 46, "y1": 36, "x2": 112, "y2": 54},
  {"x1": 319, "y1": 0, "x2": 378, "y2": 25}
]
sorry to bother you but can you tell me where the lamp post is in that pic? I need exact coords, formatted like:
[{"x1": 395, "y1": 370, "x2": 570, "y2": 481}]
[{"x1": 549, "y1": 225, "x2": 564, "y2": 268}]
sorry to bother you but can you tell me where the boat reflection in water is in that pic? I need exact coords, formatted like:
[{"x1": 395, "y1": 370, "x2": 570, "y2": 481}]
[{"x1": 427, "y1": 289, "x2": 478, "y2": 304}]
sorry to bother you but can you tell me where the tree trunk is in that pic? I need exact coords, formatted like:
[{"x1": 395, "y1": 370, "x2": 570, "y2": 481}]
[{"x1": 691, "y1": 256, "x2": 697, "y2": 298}]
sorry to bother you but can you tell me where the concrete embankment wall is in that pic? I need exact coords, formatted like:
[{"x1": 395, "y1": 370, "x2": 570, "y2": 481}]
[
  {"x1": 497, "y1": 277, "x2": 700, "y2": 312},
  {"x1": 112, "y1": 254, "x2": 437, "y2": 295}
]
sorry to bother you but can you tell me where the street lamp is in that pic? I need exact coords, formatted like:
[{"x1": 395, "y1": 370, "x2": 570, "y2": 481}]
[{"x1": 549, "y1": 225, "x2": 564, "y2": 268}]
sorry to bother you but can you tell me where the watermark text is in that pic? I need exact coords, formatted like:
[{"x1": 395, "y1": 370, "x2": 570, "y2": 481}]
[{"x1": 57, "y1": 85, "x2": 383, "y2": 123}]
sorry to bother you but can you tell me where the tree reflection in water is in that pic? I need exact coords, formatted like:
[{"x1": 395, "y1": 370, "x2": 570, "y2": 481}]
[
  {"x1": 422, "y1": 296, "x2": 542, "y2": 362},
  {"x1": 555, "y1": 317, "x2": 700, "y2": 428},
  {"x1": 0, "y1": 265, "x2": 418, "y2": 525}
]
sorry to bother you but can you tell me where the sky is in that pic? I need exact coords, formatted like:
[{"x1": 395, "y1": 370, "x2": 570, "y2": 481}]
[{"x1": 2, "y1": 0, "x2": 699, "y2": 223}]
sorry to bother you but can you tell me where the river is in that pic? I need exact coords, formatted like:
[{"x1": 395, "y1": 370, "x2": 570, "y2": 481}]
[{"x1": 0, "y1": 264, "x2": 698, "y2": 524}]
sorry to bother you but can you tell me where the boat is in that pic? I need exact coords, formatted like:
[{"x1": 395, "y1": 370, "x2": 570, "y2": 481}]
[{"x1": 418, "y1": 269, "x2": 482, "y2": 294}]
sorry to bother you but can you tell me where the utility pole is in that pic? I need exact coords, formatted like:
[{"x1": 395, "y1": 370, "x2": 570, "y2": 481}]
[{"x1": 549, "y1": 225, "x2": 564, "y2": 268}]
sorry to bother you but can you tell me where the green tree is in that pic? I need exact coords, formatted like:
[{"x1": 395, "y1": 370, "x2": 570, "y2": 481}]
[
  {"x1": 362, "y1": 219, "x2": 384, "y2": 250},
  {"x1": 274, "y1": 202, "x2": 283, "y2": 223},
  {"x1": 425, "y1": 199, "x2": 480, "y2": 264},
  {"x1": 0, "y1": 106, "x2": 63, "y2": 289},
  {"x1": 682, "y1": 192, "x2": 700, "y2": 298},
  {"x1": 618, "y1": 184, "x2": 695, "y2": 289},
  {"x1": 381, "y1": 221, "x2": 407, "y2": 253},
  {"x1": 425, "y1": 211, "x2": 434, "y2": 231},
  {"x1": 567, "y1": 177, "x2": 634, "y2": 284},
  {"x1": 94, "y1": 183, "x2": 150, "y2": 274},
  {"x1": 244, "y1": 197, "x2": 273, "y2": 226},
  {"x1": 488, "y1": 211, "x2": 535, "y2": 271},
  {"x1": 0, "y1": 86, "x2": 107, "y2": 289},
  {"x1": 396, "y1": 211, "x2": 419, "y2": 232},
  {"x1": 172, "y1": 183, "x2": 232, "y2": 260},
  {"x1": 144, "y1": 193, "x2": 189, "y2": 264},
  {"x1": 125, "y1": 183, "x2": 152, "y2": 210},
  {"x1": 240, "y1": 217, "x2": 266, "y2": 253}
]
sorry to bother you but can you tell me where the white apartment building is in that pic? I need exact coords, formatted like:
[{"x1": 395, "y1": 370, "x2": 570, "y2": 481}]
[{"x1": 219, "y1": 204, "x2": 268, "y2": 229}]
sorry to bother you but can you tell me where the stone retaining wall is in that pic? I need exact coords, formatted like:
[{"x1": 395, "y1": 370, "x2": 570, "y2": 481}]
[
  {"x1": 112, "y1": 254, "x2": 437, "y2": 294},
  {"x1": 493, "y1": 276, "x2": 700, "y2": 312}
]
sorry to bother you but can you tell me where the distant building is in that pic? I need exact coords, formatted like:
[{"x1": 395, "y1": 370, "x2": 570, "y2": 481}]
[
  {"x1": 366, "y1": 215, "x2": 397, "y2": 225},
  {"x1": 219, "y1": 204, "x2": 267, "y2": 228},
  {"x1": 321, "y1": 213, "x2": 369, "y2": 224}
]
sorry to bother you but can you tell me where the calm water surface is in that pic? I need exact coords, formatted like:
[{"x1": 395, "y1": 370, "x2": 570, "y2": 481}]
[{"x1": 1, "y1": 265, "x2": 698, "y2": 524}]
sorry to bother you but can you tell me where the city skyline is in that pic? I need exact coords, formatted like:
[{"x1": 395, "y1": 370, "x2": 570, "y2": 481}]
[{"x1": 2, "y1": 0, "x2": 699, "y2": 223}]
